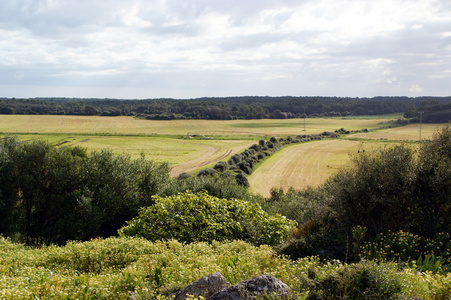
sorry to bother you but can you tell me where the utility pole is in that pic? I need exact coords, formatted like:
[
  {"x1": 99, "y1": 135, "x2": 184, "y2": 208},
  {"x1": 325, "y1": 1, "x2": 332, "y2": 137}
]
[
  {"x1": 419, "y1": 111, "x2": 424, "y2": 141},
  {"x1": 303, "y1": 107, "x2": 306, "y2": 131}
]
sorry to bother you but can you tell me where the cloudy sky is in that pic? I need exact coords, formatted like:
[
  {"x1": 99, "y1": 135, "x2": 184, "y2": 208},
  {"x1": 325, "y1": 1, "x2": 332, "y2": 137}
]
[{"x1": 1, "y1": 0, "x2": 450, "y2": 99}]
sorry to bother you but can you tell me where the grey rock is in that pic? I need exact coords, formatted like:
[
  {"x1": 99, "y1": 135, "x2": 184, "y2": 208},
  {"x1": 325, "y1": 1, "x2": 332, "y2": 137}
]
[
  {"x1": 208, "y1": 275, "x2": 291, "y2": 300},
  {"x1": 174, "y1": 272, "x2": 230, "y2": 300}
]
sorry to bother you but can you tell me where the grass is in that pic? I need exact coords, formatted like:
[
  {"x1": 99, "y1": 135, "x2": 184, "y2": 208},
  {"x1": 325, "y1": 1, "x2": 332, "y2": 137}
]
[
  {"x1": 0, "y1": 236, "x2": 449, "y2": 299},
  {"x1": 0, "y1": 114, "x2": 447, "y2": 189},
  {"x1": 248, "y1": 139, "x2": 401, "y2": 197},
  {"x1": 348, "y1": 123, "x2": 446, "y2": 141},
  {"x1": 0, "y1": 114, "x2": 400, "y2": 137}
]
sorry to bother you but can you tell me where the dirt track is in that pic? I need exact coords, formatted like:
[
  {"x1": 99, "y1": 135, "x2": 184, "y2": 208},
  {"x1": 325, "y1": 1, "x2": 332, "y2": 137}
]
[{"x1": 170, "y1": 143, "x2": 252, "y2": 177}]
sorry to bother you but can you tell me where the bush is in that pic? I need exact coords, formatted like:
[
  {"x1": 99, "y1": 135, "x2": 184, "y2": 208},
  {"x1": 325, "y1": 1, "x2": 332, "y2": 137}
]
[
  {"x1": 0, "y1": 137, "x2": 172, "y2": 244},
  {"x1": 356, "y1": 228, "x2": 451, "y2": 273},
  {"x1": 118, "y1": 191, "x2": 295, "y2": 246},
  {"x1": 213, "y1": 161, "x2": 229, "y2": 172},
  {"x1": 325, "y1": 144, "x2": 417, "y2": 236},
  {"x1": 197, "y1": 168, "x2": 217, "y2": 177},
  {"x1": 305, "y1": 261, "x2": 403, "y2": 300},
  {"x1": 163, "y1": 173, "x2": 252, "y2": 200}
]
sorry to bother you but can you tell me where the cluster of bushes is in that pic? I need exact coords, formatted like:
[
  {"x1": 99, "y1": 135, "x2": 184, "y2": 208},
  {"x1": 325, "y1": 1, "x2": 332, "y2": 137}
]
[{"x1": 0, "y1": 137, "x2": 259, "y2": 245}]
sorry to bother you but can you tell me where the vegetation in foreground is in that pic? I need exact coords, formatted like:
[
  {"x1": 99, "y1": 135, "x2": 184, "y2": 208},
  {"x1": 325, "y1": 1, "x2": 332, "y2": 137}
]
[
  {"x1": 1, "y1": 237, "x2": 451, "y2": 299},
  {"x1": 1, "y1": 125, "x2": 450, "y2": 298}
]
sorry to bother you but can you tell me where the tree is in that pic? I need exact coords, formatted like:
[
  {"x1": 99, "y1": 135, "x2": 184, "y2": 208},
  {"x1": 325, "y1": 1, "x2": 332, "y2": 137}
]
[{"x1": 0, "y1": 137, "x2": 171, "y2": 244}]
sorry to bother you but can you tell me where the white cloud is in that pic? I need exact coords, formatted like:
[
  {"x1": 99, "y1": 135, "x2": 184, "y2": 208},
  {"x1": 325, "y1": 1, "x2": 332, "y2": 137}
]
[{"x1": 0, "y1": 0, "x2": 450, "y2": 98}]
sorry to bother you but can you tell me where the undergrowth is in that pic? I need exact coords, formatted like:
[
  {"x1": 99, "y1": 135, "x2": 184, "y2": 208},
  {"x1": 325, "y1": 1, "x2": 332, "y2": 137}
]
[{"x1": 1, "y1": 236, "x2": 450, "y2": 299}]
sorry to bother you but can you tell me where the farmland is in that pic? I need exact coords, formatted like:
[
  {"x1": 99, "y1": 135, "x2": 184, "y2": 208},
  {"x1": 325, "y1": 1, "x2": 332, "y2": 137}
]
[
  {"x1": 1, "y1": 114, "x2": 450, "y2": 300},
  {"x1": 0, "y1": 114, "x2": 445, "y2": 189},
  {"x1": 248, "y1": 139, "x2": 398, "y2": 197}
]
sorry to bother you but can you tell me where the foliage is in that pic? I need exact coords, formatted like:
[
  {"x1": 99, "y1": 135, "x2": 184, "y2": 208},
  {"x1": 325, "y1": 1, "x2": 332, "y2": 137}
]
[
  {"x1": 325, "y1": 143, "x2": 417, "y2": 236},
  {"x1": 1, "y1": 236, "x2": 451, "y2": 299},
  {"x1": 261, "y1": 187, "x2": 329, "y2": 226},
  {"x1": 320, "y1": 126, "x2": 451, "y2": 239},
  {"x1": 304, "y1": 261, "x2": 403, "y2": 300},
  {"x1": 0, "y1": 137, "x2": 171, "y2": 244},
  {"x1": 4, "y1": 95, "x2": 450, "y2": 120},
  {"x1": 118, "y1": 191, "x2": 295, "y2": 246},
  {"x1": 275, "y1": 126, "x2": 451, "y2": 262},
  {"x1": 354, "y1": 229, "x2": 451, "y2": 274},
  {"x1": 168, "y1": 173, "x2": 253, "y2": 200},
  {"x1": 413, "y1": 126, "x2": 451, "y2": 237}
]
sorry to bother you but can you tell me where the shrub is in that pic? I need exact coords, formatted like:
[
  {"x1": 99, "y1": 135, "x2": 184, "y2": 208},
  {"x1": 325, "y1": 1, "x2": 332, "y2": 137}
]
[
  {"x1": 356, "y1": 229, "x2": 451, "y2": 273},
  {"x1": 305, "y1": 261, "x2": 403, "y2": 300},
  {"x1": 0, "y1": 137, "x2": 171, "y2": 244},
  {"x1": 213, "y1": 161, "x2": 229, "y2": 172},
  {"x1": 234, "y1": 173, "x2": 250, "y2": 187},
  {"x1": 164, "y1": 173, "x2": 252, "y2": 200},
  {"x1": 325, "y1": 144, "x2": 417, "y2": 236},
  {"x1": 197, "y1": 168, "x2": 217, "y2": 177},
  {"x1": 118, "y1": 191, "x2": 295, "y2": 246}
]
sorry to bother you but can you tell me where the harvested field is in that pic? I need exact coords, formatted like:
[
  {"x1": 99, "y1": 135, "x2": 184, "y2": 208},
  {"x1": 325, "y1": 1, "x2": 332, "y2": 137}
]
[
  {"x1": 348, "y1": 123, "x2": 446, "y2": 141},
  {"x1": 0, "y1": 115, "x2": 397, "y2": 137},
  {"x1": 249, "y1": 139, "x2": 400, "y2": 197}
]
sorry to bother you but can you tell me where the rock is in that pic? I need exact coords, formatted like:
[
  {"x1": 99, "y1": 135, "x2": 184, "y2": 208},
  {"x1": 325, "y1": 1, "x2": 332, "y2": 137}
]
[
  {"x1": 208, "y1": 275, "x2": 291, "y2": 300},
  {"x1": 174, "y1": 272, "x2": 230, "y2": 300}
]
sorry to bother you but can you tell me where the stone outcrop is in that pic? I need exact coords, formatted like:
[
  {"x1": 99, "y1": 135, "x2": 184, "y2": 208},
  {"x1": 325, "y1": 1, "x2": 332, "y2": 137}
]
[
  {"x1": 174, "y1": 272, "x2": 230, "y2": 300},
  {"x1": 209, "y1": 275, "x2": 291, "y2": 300}
]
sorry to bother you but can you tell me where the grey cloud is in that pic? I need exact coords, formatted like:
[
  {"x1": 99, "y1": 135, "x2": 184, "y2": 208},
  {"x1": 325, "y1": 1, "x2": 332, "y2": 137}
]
[{"x1": 1, "y1": 0, "x2": 450, "y2": 98}]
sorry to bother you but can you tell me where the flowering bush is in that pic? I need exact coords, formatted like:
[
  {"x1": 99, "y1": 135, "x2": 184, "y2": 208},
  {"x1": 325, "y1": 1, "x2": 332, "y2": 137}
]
[{"x1": 118, "y1": 191, "x2": 295, "y2": 246}]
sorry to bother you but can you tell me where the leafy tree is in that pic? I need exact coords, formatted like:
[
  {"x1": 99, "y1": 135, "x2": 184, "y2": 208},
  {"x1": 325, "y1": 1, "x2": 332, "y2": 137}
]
[
  {"x1": 0, "y1": 137, "x2": 171, "y2": 244},
  {"x1": 412, "y1": 126, "x2": 451, "y2": 237},
  {"x1": 325, "y1": 144, "x2": 417, "y2": 236}
]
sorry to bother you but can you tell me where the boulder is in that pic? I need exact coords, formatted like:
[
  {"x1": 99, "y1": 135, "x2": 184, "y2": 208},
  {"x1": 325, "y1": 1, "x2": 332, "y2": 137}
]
[
  {"x1": 208, "y1": 275, "x2": 291, "y2": 300},
  {"x1": 174, "y1": 272, "x2": 230, "y2": 300}
]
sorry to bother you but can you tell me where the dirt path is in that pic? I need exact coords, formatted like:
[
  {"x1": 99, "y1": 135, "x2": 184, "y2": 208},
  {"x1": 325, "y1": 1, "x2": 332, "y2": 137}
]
[{"x1": 170, "y1": 143, "x2": 253, "y2": 177}]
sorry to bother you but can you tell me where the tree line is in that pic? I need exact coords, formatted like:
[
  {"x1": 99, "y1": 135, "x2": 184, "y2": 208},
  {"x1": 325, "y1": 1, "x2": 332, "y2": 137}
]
[{"x1": 1, "y1": 96, "x2": 450, "y2": 121}]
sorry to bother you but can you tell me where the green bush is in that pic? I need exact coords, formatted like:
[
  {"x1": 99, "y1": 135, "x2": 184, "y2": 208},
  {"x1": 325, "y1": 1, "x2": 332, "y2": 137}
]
[
  {"x1": 0, "y1": 137, "x2": 171, "y2": 244},
  {"x1": 305, "y1": 261, "x2": 403, "y2": 300},
  {"x1": 324, "y1": 126, "x2": 451, "y2": 239},
  {"x1": 325, "y1": 144, "x2": 417, "y2": 237},
  {"x1": 356, "y1": 229, "x2": 451, "y2": 273},
  {"x1": 118, "y1": 191, "x2": 295, "y2": 246}
]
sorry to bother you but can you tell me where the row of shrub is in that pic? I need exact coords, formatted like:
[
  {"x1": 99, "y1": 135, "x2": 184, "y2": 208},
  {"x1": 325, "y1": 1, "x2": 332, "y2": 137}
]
[{"x1": 190, "y1": 130, "x2": 351, "y2": 186}]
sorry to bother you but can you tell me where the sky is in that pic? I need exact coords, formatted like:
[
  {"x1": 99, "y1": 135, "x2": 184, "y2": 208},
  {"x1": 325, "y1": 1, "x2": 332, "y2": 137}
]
[{"x1": 1, "y1": 0, "x2": 450, "y2": 99}]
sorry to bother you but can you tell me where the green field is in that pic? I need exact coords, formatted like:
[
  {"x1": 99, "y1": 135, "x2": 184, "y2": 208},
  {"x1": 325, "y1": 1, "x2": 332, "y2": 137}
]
[{"x1": 0, "y1": 114, "x2": 446, "y2": 190}]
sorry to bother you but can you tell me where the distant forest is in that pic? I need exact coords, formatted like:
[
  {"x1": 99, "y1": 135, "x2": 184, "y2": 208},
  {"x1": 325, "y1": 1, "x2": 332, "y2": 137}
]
[{"x1": 1, "y1": 96, "x2": 450, "y2": 122}]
